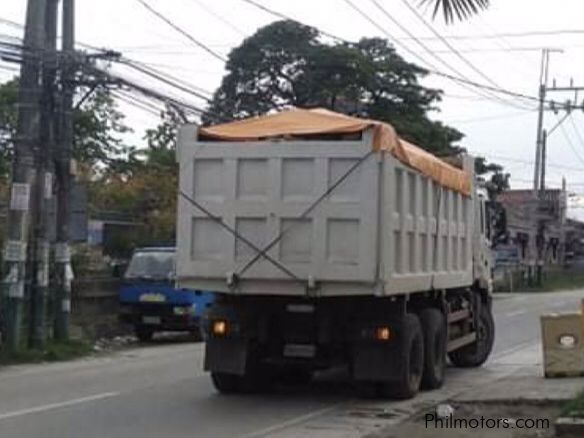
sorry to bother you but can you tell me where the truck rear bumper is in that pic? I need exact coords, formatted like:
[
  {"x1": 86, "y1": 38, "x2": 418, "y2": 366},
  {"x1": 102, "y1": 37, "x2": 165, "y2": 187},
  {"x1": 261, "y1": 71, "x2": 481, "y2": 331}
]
[{"x1": 203, "y1": 295, "x2": 409, "y2": 380}]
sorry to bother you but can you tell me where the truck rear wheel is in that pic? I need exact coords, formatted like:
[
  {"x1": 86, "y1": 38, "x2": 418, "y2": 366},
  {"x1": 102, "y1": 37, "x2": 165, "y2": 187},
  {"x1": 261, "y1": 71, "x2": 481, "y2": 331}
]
[
  {"x1": 211, "y1": 372, "x2": 242, "y2": 394},
  {"x1": 448, "y1": 302, "x2": 494, "y2": 368},
  {"x1": 379, "y1": 313, "x2": 424, "y2": 399},
  {"x1": 210, "y1": 348, "x2": 272, "y2": 394},
  {"x1": 419, "y1": 308, "x2": 446, "y2": 390}
]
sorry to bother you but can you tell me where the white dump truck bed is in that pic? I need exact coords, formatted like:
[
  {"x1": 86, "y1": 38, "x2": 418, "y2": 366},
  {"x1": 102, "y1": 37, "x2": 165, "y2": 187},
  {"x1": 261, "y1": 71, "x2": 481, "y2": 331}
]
[{"x1": 176, "y1": 125, "x2": 476, "y2": 297}]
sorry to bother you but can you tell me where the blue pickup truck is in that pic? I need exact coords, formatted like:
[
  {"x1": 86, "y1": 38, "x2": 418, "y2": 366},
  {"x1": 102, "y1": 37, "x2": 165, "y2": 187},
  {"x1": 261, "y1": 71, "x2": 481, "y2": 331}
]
[{"x1": 119, "y1": 247, "x2": 214, "y2": 342}]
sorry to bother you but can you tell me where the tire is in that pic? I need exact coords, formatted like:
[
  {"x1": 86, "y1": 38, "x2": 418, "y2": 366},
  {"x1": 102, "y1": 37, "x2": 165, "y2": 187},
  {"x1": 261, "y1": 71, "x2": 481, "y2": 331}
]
[
  {"x1": 278, "y1": 367, "x2": 312, "y2": 385},
  {"x1": 210, "y1": 348, "x2": 272, "y2": 394},
  {"x1": 211, "y1": 372, "x2": 242, "y2": 394},
  {"x1": 135, "y1": 326, "x2": 154, "y2": 342},
  {"x1": 419, "y1": 308, "x2": 447, "y2": 390},
  {"x1": 379, "y1": 313, "x2": 424, "y2": 399},
  {"x1": 448, "y1": 301, "x2": 495, "y2": 368}
]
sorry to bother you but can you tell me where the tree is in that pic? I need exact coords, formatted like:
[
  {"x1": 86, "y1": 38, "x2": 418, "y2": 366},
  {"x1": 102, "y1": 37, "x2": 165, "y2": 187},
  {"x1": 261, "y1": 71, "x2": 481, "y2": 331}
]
[
  {"x1": 0, "y1": 78, "x2": 18, "y2": 181},
  {"x1": 418, "y1": 0, "x2": 490, "y2": 23},
  {"x1": 205, "y1": 20, "x2": 464, "y2": 155},
  {"x1": 475, "y1": 156, "x2": 510, "y2": 198},
  {"x1": 73, "y1": 87, "x2": 134, "y2": 168},
  {"x1": 0, "y1": 79, "x2": 133, "y2": 180},
  {"x1": 90, "y1": 108, "x2": 180, "y2": 251}
]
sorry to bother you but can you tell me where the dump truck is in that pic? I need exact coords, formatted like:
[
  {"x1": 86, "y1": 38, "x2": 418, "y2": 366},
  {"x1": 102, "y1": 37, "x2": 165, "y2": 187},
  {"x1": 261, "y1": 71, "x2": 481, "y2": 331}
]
[{"x1": 175, "y1": 109, "x2": 497, "y2": 399}]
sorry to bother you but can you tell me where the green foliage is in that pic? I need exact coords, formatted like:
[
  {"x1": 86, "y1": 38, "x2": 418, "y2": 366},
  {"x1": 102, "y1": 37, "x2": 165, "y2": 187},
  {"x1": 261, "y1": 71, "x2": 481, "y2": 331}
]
[
  {"x1": 475, "y1": 156, "x2": 510, "y2": 197},
  {"x1": 0, "y1": 339, "x2": 92, "y2": 366},
  {"x1": 205, "y1": 20, "x2": 464, "y2": 155},
  {"x1": 0, "y1": 79, "x2": 133, "y2": 178},
  {"x1": 73, "y1": 88, "x2": 134, "y2": 167},
  {"x1": 0, "y1": 78, "x2": 17, "y2": 180},
  {"x1": 90, "y1": 108, "x2": 180, "y2": 253},
  {"x1": 561, "y1": 390, "x2": 584, "y2": 418}
]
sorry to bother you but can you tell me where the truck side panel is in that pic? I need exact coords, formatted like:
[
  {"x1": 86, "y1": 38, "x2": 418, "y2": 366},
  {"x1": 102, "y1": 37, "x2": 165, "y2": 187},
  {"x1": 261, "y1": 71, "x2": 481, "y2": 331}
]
[{"x1": 382, "y1": 157, "x2": 475, "y2": 294}]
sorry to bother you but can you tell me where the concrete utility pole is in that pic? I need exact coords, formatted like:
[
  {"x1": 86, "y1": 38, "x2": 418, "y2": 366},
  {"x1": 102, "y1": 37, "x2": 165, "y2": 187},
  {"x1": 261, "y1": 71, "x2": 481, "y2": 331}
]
[
  {"x1": 533, "y1": 49, "x2": 550, "y2": 194},
  {"x1": 2, "y1": 0, "x2": 47, "y2": 351},
  {"x1": 54, "y1": 0, "x2": 75, "y2": 340},
  {"x1": 28, "y1": 0, "x2": 59, "y2": 349}
]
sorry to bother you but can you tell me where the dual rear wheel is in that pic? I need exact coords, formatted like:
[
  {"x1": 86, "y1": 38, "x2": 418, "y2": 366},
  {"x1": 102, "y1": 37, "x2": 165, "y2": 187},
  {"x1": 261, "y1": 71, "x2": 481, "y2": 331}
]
[
  {"x1": 210, "y1": 304, "x2": 494, "y2": 399},
  {"x1": 378, "y1": 309, "x2": 446, "y2": 399}
]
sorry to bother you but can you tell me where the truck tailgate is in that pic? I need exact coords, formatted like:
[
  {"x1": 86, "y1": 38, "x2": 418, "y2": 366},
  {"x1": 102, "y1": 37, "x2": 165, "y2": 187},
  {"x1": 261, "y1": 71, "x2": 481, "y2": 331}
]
[{"x1": 176, "y1": 127, "x2": 380, "y2": 294}]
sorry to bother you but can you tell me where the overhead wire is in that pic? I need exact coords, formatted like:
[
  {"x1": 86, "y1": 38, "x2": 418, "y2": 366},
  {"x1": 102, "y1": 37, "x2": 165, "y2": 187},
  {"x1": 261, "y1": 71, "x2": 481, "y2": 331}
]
[
  {"x1": 135, "y1": 0, "x2": 227, "y2": 63},
  {"x1": 236, "y1": 0, "x2": 542, "y2": 109},
  {"x1": 188, "y1": 0, "x2": 246, "y2": 36},
  {"x1": 370, "y1": 0, "x2": 523, "y2": 108},
  {"x1": 557, "y1": 114, "x2": 584, "y2": 166},
  {"x1": 394, "y1": 0, "x2": 532, "y2": 109}
]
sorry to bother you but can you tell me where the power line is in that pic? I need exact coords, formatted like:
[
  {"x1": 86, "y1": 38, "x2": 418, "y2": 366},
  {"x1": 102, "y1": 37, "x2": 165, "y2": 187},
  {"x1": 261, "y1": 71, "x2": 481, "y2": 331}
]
[
  {"x1": 239, "y1": 0, "x2": 344, "y2": 43},
  {"x1": 236, "y1": 0, "x2": 542, "y2": 109},
  {"x1": 116, "y1": 58, "x2": 213, "y2": 102},
  {"x1": 135, "y1": 0, "x2": 227, "y2": 63},
  {"x1": 396, "y1": 0, "x2": 527, "y2": 109},
  {"x1": 343, "y1": 0, "x2": 526, "y2": 109},
  {"x1": 476, "y1": 153, "x2": 584, "y2": 172},
  {"x1": 448, "y1": 110, "x2": 535, "y2": 124},
  {"x1": 401, "y1": 29, "x2": 584, "y2": 41},
  {"x1": 558, "y1": 114, "x2": 584, "y2": 166},
  {"x1": 188, "y1": 0, "x2": 245, "y2": 36}
]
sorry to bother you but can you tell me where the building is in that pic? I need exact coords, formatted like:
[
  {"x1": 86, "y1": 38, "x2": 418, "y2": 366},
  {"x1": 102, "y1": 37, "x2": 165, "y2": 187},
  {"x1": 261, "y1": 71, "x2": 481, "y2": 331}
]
[{"x1": 496, "y1": 187, "x2": 567, "y2": 268}]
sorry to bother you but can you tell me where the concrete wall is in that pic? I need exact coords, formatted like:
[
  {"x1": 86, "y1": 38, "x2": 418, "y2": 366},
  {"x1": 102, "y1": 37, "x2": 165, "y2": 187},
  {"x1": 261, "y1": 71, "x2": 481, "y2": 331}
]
[{"x1": 70, "y1": 277, "x2": 127, "y2": 339}]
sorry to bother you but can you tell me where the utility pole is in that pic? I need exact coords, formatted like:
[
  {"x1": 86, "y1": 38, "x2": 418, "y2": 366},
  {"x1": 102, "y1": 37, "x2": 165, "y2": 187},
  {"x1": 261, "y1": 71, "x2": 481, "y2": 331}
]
[
  {"x1": 28, "y1": 0, "x2": 59, "y2": 349},
  {"x1": 530, "y1": 49, "x2": 551, "y2": 285},
  {"x1": 54, "y1": 0, "x2": 75, "y2": 340},
  {"x1": 2, "y1": 0, "x2": 47, "y2": 351},
  {"x1": 533, "y1": 49, "x2": 550, "y2": 194}
]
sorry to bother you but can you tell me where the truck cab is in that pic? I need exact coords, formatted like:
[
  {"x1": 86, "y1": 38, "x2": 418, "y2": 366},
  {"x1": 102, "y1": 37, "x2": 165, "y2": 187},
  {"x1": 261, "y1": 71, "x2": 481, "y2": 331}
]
[{"x1": 119, "y1": 247, "x2": 214, "y2": 341}]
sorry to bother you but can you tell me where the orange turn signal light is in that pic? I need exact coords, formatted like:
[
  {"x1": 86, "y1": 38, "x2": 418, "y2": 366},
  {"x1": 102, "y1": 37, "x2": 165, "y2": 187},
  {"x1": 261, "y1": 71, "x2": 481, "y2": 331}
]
[
  {"x1": 212, "y1": 320, "x2": 228, "y2": 336},
  {"x1": 375, "y1": 326, "x2": 391, "y2": 341}
]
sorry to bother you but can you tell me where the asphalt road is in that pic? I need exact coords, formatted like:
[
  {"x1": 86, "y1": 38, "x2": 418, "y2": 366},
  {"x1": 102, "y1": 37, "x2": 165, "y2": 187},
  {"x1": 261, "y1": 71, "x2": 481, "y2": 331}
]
[{"x1": 0, "y1": 289, "x2": 582, "y2": 438}]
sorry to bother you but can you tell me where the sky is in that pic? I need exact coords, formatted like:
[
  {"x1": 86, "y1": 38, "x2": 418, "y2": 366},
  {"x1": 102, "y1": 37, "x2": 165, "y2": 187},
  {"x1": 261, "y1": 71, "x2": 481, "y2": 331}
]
[{"x1": 3, "y1": 0, "x2": 584, "y2": 217}]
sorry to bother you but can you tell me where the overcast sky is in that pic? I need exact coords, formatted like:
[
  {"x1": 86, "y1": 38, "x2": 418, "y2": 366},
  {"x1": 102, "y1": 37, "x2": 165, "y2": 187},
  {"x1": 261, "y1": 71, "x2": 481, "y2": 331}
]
[{"x1": 3, "y1": 0, "x2": 584, "y2": 216}]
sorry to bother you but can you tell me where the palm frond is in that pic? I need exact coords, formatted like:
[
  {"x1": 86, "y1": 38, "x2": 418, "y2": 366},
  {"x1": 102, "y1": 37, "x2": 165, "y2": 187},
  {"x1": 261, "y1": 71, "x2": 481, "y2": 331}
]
[{"x1": 418, "y1": 0, "x2": 490, "y2": 23}]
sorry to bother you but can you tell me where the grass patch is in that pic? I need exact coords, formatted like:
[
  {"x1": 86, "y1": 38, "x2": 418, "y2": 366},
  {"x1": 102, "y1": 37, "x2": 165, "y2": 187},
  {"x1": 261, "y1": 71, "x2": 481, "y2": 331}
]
[
  {"x1": 0, "y1": 339, "x2": 93, "y2": 367},
  {"x1": 498, "y1": 269, "x2": 584, "y2": 292},
  {"x1": 561, "y1": 391, "x2": 584, "y2": 418},
  {"x1": 526, "y1": 270, "x2": 584, "y2": 292}
]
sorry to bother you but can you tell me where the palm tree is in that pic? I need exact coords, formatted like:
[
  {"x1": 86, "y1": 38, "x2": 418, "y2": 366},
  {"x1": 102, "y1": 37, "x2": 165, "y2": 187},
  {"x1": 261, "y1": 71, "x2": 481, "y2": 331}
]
[{"x1": 421, "y1": 0, "x2": 490, "y2": 22}]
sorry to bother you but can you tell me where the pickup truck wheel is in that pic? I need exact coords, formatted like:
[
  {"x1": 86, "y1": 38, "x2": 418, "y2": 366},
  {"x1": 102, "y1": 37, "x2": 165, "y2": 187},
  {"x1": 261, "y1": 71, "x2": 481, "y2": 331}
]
[
  {"x1": 379, "y1": 313, "x2": 424, "y2": 399},
  {"x1": 448, "y1": 302, "x2": 495, "y2": 368},
  {"x1": 419, "y1": 308, "x2": 446, "y2": 390},
  {"x1": 135, "y1": 326, "x2": 154, "y2": 342}
]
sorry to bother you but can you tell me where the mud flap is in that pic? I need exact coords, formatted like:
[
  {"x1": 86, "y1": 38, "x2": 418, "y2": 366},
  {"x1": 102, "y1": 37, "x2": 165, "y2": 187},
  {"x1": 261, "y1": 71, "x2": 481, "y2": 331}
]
[
  {"x1": 352, "y1": 344, "x2": 403, "y2": 382},
  {"x1": 204, "y1": 338, "x2": 248, "y2": 375}
]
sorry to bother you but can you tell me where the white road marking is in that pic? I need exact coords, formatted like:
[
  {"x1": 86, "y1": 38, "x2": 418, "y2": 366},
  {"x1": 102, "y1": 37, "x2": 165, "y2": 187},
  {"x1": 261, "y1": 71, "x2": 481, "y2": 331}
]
[
  {"x1": 238, "y1": 403, "x2": 343, "y2": 438},
  {"x1": 491, "y1": 340, "x2": 538, "y2": 361},
  {"x1": 504, "y1": 310, "x2": 528, "y2": 318},
  {"x1": 0, "y1": 392, "x2": 120, "y2": 421}
]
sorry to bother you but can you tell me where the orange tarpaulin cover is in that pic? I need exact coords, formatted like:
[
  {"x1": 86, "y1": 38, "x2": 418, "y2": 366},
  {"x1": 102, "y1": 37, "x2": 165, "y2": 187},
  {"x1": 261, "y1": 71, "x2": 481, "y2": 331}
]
[{"x1": 199, "y1": 108, "x2": 471, "y2": 195}]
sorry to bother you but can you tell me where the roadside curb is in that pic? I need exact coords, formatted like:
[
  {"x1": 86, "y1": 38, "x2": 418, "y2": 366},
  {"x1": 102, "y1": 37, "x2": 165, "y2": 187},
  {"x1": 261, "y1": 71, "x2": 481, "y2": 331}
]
[{"x1": 555, "y1": 416, "x2": 584, "y2": 436}]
